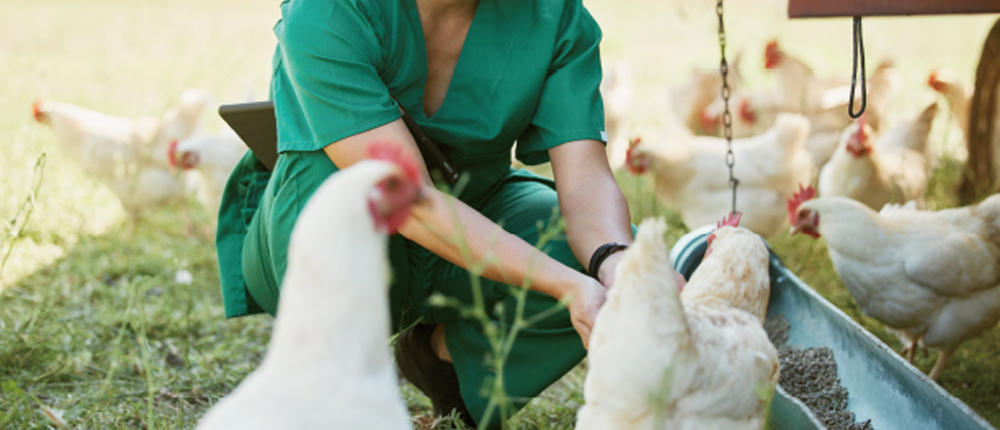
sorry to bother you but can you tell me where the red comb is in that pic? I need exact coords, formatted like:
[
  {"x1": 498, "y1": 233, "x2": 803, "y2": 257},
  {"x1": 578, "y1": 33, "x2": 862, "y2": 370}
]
[
  {"x1": 625, "y1": 137, "x2": 646, "y2": 174},
  {"x1": 167, "y1": 140, "x2": 179, "y2": 168},
  {"x1": 786, "y1": 184, "x2": 816, "y2": 223},
  {"x1": 716, "y1": 211, "x2": 742, "y2": 229},
  {"x1": 32, "y1": 99, "x2": 44, "y2": 122},
  {"x1": 764, "y1": 40, "x2": 781, "y2": 69},
  {"x1": 365, "y1": 141, "x2": 421, "y2": 184},
  {"x1": 927, "y1": 70, "x2": 946, "y2": 92}
]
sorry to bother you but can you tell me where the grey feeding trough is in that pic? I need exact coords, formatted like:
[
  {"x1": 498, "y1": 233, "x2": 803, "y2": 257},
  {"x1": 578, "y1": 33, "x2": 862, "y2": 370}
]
[{"x1": 670, "y1": 226, "x2": 996, "y2": 430}]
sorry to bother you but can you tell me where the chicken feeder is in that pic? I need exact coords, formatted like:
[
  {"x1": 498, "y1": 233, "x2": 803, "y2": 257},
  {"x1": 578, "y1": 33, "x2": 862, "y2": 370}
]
[{"x1": 670, "y1": 226, "x2": 996, "y2": 430}]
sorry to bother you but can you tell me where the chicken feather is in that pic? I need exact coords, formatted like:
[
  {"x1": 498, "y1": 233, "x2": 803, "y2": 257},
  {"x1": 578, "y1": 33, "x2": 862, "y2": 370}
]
[
  {"x1": 197, "y1": 147, "x2": 420, "y2": 429},
  {"x1": 627, "y1": 114, "x2": 812, "y2": 238},
  {"x1": 789, "y1": 190, "x2": 1000, "y2": 380},
  {"x1": 818, "y1": 103, "x2": 937, "y2": 210},
  {"x1": 32, "y1": 90, "x2": 213, "y2": 223},
  {"x1": 578, "y1": 218, "x2": 778, "y2": 430}
]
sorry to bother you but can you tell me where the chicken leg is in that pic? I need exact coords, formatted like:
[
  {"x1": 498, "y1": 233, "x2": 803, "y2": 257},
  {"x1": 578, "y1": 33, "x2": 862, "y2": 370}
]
[
  {"x1": 899, "y1": 334, "x2": 924, "y2": 364},
  {"x1": 928, "y1": 348, "x2": 954, "y2": 381}
]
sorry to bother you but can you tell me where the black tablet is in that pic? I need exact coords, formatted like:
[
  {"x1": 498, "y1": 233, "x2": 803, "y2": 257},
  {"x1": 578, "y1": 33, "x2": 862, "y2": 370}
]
[
  {"x1": 218, "y1": 101, "x2": 278, "y2": 171},
  {"x1": 218, "y1": 99, "x2": 459, "y2": 183}
]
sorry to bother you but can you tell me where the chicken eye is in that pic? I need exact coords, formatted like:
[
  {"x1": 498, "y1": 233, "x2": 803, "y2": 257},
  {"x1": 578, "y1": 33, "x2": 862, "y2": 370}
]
[{"x1": 385, "y1": 177, "x2": 399, "y2": 191}]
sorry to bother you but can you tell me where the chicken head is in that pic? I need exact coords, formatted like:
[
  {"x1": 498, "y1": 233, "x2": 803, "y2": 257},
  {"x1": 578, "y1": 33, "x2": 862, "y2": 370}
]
[
  {"x1": 366, "y1": 141, "x2": 423, "y2": 234},
  {"x1": 683, "y1": 212, "x2": 771, "y2": 322},
  {"x1": 764, "y1": 40, "x2": 782, "y2": 69},
  {"x1": 705, "y1": 211, "x2": 742, "y2": 255},
  {"x1": 32, "y1": 99, "x2": 46, "y2": 123},
  {"x1": 624, "y1": 138, "x2": 649, "y2": 174},
  {"x1": 845, "y1": 116, "x2": 872, "y2": 158},
  {"x1": 787, "y1": 184, "x2": 820, "y2": 238}
]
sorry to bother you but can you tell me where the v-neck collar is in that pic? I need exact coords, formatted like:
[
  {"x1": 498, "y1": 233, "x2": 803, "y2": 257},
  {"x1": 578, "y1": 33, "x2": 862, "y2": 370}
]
[{"x1": 406, "y1": 0, "x2": 483, "y2": 121}]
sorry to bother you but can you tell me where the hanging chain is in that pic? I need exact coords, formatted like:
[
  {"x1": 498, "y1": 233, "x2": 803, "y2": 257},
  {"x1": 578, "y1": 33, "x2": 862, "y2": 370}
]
[
  {"x1": 717, "y1": 0, "x2": 738, "y2": 214},
  {"x1": 848, "y1": 16, "x2": 867, "y2": 119}
]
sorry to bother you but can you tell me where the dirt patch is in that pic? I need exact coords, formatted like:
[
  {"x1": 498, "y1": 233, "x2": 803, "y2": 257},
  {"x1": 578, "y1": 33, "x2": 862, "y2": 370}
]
[{"x1": 764, "y1": 314, "x2": 873, "y2": 430}]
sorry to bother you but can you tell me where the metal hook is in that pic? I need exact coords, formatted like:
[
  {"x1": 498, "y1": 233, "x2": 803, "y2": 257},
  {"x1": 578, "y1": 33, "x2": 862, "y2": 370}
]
[{"x1": 848, "y1": 16, "x2": 867, "y2": 119}]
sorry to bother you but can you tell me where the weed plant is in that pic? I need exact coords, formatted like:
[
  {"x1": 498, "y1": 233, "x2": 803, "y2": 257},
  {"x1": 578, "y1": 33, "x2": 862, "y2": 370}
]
[
  {"x1": 425, "y1": 176, "x2": 580, "y2": 429},
  {"x1": 0, "y1": 154, "x2": 46, "y2": 293}
]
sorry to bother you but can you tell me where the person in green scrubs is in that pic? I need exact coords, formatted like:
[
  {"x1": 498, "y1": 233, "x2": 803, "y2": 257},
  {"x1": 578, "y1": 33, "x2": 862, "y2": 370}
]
[{"x1": 215, "y1": 0, "x2": 649, "y2": 427}]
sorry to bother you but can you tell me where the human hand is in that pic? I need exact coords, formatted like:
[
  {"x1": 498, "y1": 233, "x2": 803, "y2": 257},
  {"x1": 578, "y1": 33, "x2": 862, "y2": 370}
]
[{"x1": 565, "y1": 276, "x2": 607, "y2": 349}]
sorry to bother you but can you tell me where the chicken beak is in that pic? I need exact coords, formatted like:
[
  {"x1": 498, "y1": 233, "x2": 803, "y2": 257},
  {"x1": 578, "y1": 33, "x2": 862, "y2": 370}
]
[{"x1": 789, "y1": 224, "x2": 801, "y2": 235}]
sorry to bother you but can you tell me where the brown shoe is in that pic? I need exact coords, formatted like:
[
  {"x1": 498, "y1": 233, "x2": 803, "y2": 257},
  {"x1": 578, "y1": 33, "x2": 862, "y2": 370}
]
[{"x1": 395, "y1": 324, "x2": 477, "y2": 428}]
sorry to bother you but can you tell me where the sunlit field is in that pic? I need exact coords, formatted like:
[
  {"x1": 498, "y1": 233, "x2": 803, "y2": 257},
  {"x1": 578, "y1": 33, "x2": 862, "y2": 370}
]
[{"x1": 1, "y1": 0, "x2": 998, "y2": 428}]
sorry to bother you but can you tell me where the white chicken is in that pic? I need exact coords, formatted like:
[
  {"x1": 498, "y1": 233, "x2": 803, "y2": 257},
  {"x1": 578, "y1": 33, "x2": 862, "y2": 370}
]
[
  {"x1": 32, "y1": 90, "x2": 213, "y2": 222},
  {"x1": 763, "y1": 40, "x2": 845, "y2": 114},
  {"x1": 800, "y1": 60, "x2": 901, "y2": 169},
  {"x1": 169, "y1": 128, "x2": 248, "y2": 221},
  {"x1": 787, "y1": 185, "x2": 1000, "y2": 380},
  {"x1": 626, "y1": 113, "x2": 812, "y2": 238},
  {"x1": 818, "y1": 103, "x2": 937, "y2": 210},
  {"x1": 602, "y1": 61, "x2": 635, "y2": 170},
  {"x1": 928, "y1": 69, "x2": 972, "y2": 142},
  {"x1": 699, "y1": 92, "x2": 782, "y2": 140},
  {"x1": 667, "y1": 62, "x2": 743, "y2": 137},
  {"x1": 700, "y1": 42, "x2": 899, "y2": 170},
  {"x1": 577, "y1": 214, "x2": 778, "y2": 430},
  {"x1": 196, "y1": 142, "x2": 422, "y2": 430}
]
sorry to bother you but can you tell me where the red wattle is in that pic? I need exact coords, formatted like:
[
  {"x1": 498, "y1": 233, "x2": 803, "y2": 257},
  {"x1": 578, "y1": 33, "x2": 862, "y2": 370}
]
[
  {"x1": 739, "y1": 99, "x2": 756, "y2": 124},
  {"x1": 699, "y1": 108, "x2": 717, "y2": 133}
]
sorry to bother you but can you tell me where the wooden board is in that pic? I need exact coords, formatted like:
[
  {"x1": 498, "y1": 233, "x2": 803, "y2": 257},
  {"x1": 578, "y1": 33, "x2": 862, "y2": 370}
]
[
  {"x1": 788, "y1": 0, "x2": 1000, "y2": 18},
  {"x1": 960, "y1": 17, "x2": 1000, "y2": 203}
]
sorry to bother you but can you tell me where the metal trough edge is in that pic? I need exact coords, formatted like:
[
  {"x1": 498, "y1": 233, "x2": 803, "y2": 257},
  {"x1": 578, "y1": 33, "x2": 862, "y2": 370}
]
[
  {"x1": 768, "y1": 254, "x2": 995, "y2": 430},
  {"x1": 670, "y1": 225, "x2": 996, "y2": 430},
  {"x1": 772, "y1": 385, "x2": 827, "y2": 429}
]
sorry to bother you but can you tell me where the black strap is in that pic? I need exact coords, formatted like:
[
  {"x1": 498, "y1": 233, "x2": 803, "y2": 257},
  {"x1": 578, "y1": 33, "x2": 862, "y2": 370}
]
[
  {"x1": 392, "y1": 99, "x2": 460, "y2": 185},
  {"x1": 588, "y1": 242, "x2": 629, "y2": 282}
]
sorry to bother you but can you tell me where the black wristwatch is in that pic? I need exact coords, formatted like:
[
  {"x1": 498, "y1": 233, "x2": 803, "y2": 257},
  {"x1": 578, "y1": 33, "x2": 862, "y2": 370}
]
[{"x1": 588, "y1": 242, "x2": 629, "y2": 283}]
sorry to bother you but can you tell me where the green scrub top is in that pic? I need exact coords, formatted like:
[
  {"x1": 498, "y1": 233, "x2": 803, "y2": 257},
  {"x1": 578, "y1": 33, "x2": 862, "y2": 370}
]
[
  {"x1": 219, "y1": 0, "x2": 605, "y2": 318},
  {"x1": 215, "y1": 0, "x2": 606, "y2": 426}
]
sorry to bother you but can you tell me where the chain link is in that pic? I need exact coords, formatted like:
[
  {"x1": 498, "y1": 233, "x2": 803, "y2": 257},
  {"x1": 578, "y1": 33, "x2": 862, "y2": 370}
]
[{"x1": 717, "y1": 0, "x2": 738, "y2": 214}]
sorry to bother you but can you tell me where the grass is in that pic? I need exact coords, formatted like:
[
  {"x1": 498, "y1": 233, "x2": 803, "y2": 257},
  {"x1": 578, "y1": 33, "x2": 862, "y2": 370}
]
[{"x1": 1, "y1": 0, "x2": 999, "y2": 428}]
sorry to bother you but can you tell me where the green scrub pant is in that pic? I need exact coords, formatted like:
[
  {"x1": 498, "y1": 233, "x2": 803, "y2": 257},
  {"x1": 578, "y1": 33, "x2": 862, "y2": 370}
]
[{"x1": 240, "y1": 150, "x2": 586, "y2": 428}]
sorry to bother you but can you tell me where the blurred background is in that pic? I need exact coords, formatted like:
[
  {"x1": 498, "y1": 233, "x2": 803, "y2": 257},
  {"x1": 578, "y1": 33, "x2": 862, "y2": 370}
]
[{"x1": 1, "y1": 0, "x2": 997, "y2": 428}]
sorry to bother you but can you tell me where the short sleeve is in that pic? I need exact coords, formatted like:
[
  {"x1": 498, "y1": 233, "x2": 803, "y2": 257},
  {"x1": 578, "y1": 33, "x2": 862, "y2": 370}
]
[
  {"x1": 515, "y1": 0, "x2": 605, "y2": 166},
  {"x1": 276, "y1": 0, "x2": 401, "y2": 151}
]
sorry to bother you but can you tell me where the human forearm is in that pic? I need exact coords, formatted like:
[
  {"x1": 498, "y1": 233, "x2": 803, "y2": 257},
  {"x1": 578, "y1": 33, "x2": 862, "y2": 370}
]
[
  {"x1": 559, "y1": 171, "x2": 633, "y2": 274},
  {"x1": 324, "y1": 119, "x2": 586, "y2": 301},
  {"x1": 398, "y1": 185, "x2": 587, "y2": 302},
  {"x1": 399, "y1": 186, "x2": 606, "y2": 348},
  {"x1": 549, "y1": 140, "x2": 633, "y2": 286}
]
